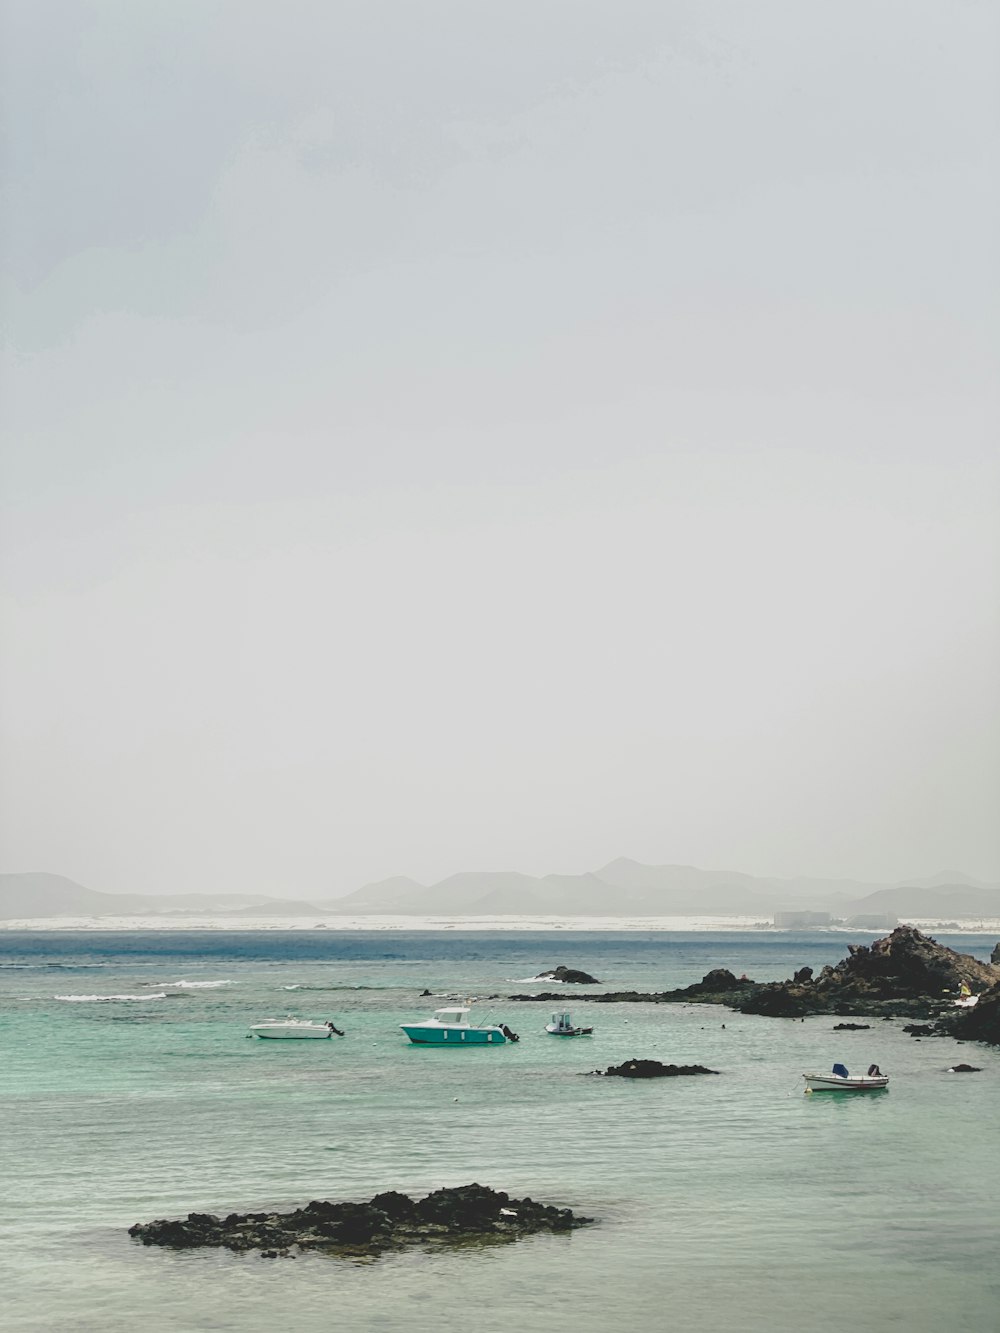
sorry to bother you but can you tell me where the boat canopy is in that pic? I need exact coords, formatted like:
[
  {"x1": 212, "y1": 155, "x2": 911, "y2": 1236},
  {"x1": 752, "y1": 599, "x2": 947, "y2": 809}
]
[
  {"x1": 433, "y1": 1007, "x2": 471, "y2": 1022},
  {"x1": 832, "y1": 1063, "x2": 849, "y2": 1078}
]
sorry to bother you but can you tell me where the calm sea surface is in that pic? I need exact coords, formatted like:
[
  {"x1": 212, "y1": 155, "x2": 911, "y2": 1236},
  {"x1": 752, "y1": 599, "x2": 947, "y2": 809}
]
[{"x1": 3, "y1": 929, "x2": 999, "y2": 1333}]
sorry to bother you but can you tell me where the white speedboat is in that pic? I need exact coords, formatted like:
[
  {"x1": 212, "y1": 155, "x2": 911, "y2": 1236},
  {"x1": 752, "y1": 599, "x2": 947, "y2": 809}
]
[
  {"x1": 400, "y1": 1005, "x2": 518, "y2": 1045},
  {"x1": 803, "y1": 1063, "x2": 888, "y2": 1092},
  {"x1": 250, "y1": 1019, "x2": 344, "y2": 1040},
  {"x1": 544, "y1": 1010, "x2": 594, "y2": 1037}
]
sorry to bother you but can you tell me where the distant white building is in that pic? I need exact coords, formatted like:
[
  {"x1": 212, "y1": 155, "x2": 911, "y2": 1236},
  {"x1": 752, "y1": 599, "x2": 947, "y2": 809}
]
[
  {"x1": 773, "y1": 910, "x2": 831, "y2": 928},
  {"x1": 844, "y1": 913, "x2": 898, "y2": 930}
]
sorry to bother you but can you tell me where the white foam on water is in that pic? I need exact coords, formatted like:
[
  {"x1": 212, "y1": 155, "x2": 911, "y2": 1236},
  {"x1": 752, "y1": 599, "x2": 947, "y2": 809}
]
[
  {"x1": 157, "y1": 980, "x2": 234, "y2": 989},
  {"x1": 54, "y1": 992, "x2": 169, "y2": 1002}
]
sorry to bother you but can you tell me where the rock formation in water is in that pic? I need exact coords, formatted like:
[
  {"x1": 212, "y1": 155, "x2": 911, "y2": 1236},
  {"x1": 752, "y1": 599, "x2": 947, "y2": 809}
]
[
  {"x1": 596, "y1": 1059, "x2": 719, "y2": 1078},
  {"x1": 738, "y1": 926, "x2": 998, "y2": 1022},
  {"x1": 508, "y1": 927, "x2": 1000, "y2": 1044},
  {"x1": 934, "y1": 979, "x2": 1000, "y2": 1047},
  {"x1": 129, "y1": 1184, "x2": 594, "y2": 1258},
  {"x1": 537, "y1": 965, "x2": 601, "y2": 984}
]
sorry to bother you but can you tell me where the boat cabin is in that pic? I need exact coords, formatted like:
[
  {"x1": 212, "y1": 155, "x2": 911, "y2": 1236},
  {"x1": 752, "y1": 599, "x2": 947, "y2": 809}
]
[
  {"x1": 550, "y1": 1011, "x2": 575, "y2": 1032},
  {"x1": 433, "y1": 1007, "x2": 471, "y2": 1025}
]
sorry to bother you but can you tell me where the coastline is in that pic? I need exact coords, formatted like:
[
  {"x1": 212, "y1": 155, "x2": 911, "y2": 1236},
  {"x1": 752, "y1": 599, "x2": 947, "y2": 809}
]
[{"x1": 2, "y1": 913, "x2": 999, "y2": 933}]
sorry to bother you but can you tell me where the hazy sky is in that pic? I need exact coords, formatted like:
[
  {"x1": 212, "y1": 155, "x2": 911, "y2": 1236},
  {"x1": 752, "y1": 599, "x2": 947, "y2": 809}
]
[{"x1": 2, "y1": 1, "x2": 998, "y2": 897}]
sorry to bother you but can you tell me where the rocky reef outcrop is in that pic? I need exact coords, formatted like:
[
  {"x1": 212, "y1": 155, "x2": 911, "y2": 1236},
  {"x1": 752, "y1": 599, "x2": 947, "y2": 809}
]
[
  {"x1": 934, "y1": 980, "x2": 1000, "y2": 1047},
  {"x1": 738, "y1": 926, "x2": 998, "y2": 1024},
  {"x1": 537, "y1": 965, "x2": 601, "y2": 984},
  {"x1": 595, "y1": 1059, "x2": 719, "y2": 1078},
  {"x1": 129, "y1": 1184, "x2": 594, "y2": 1258},
  {"x1": 508, "y1": 927, "x2": 1000, "y2": 1045}
]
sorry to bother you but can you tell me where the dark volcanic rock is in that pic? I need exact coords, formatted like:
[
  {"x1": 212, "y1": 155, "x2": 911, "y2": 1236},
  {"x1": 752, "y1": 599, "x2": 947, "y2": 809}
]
[
  {"x1": 949, "y1": 1063, "x2": 982, "y2": 1073},
  {"x1": 538, "y1": 965, "x2": 601, "y2": 984},
  {"x1": 508, "y1": 928, "x2": 1000, "y2": 1046},
  {"x1": 598, "y1": 1059, "x2": 719, "y2": 1078},
  {"x1": 936, "y1": 979, "x2": 1000, "y2": 1047},
  {"x1": 991, "y1": 943, "x2": 1000, "y2": 966},
  {"x1": 833, "y1": 1023, "x2": 871, "y2": 1030},
  {"x1": 129, "y1": 1185, "x2": 594, "y2": 1258},
  {"x1": 676, "y1": 968, "x2": 752, "y2": 996},
  {"x1": 507, "y1": 969, "x2": 759, "y2": 1006},
  {"x1": 739, "y1": 926, "x2": 998, "y2": 1024}
]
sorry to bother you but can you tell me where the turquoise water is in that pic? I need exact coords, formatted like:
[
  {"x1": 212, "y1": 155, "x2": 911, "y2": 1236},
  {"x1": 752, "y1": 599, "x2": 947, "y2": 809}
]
[{"x1": 3, "y1": 930, "x2": 999, "y2": 1332}]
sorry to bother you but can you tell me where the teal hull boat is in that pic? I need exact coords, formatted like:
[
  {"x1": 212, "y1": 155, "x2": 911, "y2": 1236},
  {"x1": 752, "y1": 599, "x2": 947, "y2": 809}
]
[{"x1": 400, "y1": 1005, "x2": 519, "y2": 1045}]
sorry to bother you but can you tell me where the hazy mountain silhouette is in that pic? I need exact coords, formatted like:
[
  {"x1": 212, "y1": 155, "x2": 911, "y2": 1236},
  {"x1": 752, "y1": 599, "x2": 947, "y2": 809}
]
[
  {"x1": 3, "y1": 864, "x2": 999, "y2": 921},
  {"x1": 0, "y1": 873, "x2": 280, "y2": 919},
  {"x1": 843, "y1": 884, "x2": 1000, "y2": 917}
]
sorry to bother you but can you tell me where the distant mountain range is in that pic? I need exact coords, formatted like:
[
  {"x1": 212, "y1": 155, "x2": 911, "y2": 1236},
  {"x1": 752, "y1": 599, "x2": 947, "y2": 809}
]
[{"x1": 2, "y1": 861, "x2": 1000, "y2": 921}]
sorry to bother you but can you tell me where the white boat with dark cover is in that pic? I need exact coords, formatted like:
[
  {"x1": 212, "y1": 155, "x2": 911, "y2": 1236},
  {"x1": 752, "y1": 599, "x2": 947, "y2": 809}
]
[
  {"x1": 250, "y1": 1019, "x2": 344, "y2": 1039},
  {"x1": 803, "y1": 1062, "x2": 888, "y2": 1092},
  {"x1": 544, "y1": 1010, "x2": 594, "y2": 1037}
]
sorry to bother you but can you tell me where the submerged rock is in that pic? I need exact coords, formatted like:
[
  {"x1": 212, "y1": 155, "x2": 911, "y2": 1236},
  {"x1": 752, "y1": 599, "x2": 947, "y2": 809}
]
[
  {"x1": 597, "y1": 1059, "x2": 719, "y2": 1078},
  {"x1": 537, "y1": 965, "x2": 601, "y2": 984},
  {"x1": 833, "y1": 1023, "x2": 871, "y2": 1030},
  {"x1": 129, "y1": 1185, "x2": 594, "y2": 1258},
  {"x1": 949, "y1": 1063, "x2": 982, "y2": 1073}
]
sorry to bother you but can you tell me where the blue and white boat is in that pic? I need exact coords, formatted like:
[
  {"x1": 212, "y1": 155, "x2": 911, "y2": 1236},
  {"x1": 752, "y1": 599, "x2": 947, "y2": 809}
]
[
  {"x1": 803, "y1": 1062, "x2": 888, "y2": 1092},
  {"x1": 400, "y1": 1005, "x2": 519, "y2": 1045}
]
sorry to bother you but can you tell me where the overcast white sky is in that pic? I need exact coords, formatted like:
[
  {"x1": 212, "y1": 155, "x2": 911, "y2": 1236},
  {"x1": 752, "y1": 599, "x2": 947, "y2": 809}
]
[{"x1": 1, "y1": 0, "x2": 998, "y2": 897}]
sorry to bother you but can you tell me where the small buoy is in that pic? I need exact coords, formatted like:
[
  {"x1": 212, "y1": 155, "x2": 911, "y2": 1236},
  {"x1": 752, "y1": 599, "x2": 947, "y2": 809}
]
[{"x1": 453, "y1": 1097, "x2": 459, "y2": 1102}]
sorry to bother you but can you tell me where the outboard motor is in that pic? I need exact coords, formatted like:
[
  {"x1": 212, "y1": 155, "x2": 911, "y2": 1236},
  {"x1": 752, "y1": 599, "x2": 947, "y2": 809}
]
[
  {"x1": 501, "y1": 1024, "x2": 519, "y2": 1043},
  {"x1": 867, "y1": 1063, "x2": 881, "y2": 1077}
]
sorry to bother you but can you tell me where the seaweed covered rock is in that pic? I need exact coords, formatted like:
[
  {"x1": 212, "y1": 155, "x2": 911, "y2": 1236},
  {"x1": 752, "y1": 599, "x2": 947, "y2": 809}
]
[
  {"x1": 598, "y1": 1059, "x2": 719, "y2": 1078},
  {"x1": 129, "y1": 1185, "x2": 594, "y2": 1258}
]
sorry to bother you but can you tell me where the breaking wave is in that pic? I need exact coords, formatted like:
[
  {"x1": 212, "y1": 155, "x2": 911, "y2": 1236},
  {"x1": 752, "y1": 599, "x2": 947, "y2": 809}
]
[
  {"x1": 54, "y1": 993, "x2": 169, "y2": 1002},
  {"x1": 154, "y1": 980, "x2": 234, "y2": 990}
]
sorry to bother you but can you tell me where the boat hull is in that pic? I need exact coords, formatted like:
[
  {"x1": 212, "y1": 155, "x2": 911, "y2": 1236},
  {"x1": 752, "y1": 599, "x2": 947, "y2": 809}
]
[
  {"x1": 400, "y1": 1024, "x2": 507, "y2": 1045},
  {"x1": 544, "y1": 1027, "x2": 593, "y2": 1036},
  {"x1": 803, "y1": 1074, "x2": 889, "y2": 1092},
  {"x1": 251, "y1": 1025, "x2": 332, "y2": 1039}
]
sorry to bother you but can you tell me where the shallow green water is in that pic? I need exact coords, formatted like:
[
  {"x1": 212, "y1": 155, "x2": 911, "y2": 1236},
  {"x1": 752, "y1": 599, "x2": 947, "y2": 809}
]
[{"x1": 3, "y1": 931, "x2": 998, "y2": 1332}]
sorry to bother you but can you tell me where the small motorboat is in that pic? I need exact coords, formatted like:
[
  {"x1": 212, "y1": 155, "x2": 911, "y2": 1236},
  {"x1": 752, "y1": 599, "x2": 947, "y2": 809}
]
[
  {"x1": 803, "y1": 1062, "x2": 888, "y2": 1092},
  {"x1": 400, "y1": 1005, "x2": 518, "y2": 1045},
  {"x1": 544, "y1": 1010, "x2": 594, "y2": 1037},
  {"x1": 250, "y1": 1019, "x2": 344, "y2": 1040}
]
